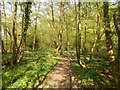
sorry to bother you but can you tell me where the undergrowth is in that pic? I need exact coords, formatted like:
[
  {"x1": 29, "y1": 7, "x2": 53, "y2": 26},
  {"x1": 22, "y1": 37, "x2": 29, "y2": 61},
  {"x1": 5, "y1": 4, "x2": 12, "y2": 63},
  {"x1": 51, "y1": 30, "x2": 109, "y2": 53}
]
[
  {"x1": 71, "y1": 58, "x2": 116, "y2": 89},
  {"x1": 2, "y1": 49, "x2": 62, "y2": 88}
]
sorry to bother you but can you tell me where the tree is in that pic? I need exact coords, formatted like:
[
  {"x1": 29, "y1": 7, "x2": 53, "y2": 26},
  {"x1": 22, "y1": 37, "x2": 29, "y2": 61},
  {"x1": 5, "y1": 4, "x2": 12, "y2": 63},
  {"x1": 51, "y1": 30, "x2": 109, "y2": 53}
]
[
  {"x1": 12, "y1": 1, "x2": 32, "y2": 65},
  {"x1": 113, "y1": 1, "x2": 120, "y2": 89},
  {"x1": 12, "y1": 1, "x2": 18, "y2": 65},
  {"x1": 0, "y1": 5, "x2": 1, "y2": 88},
  {"x1": 75, "y1": 1, "x2": 86, "y2": 68},
  {"x1": 32, "y1": 4, "x2": 40, "y2": 50},
  {"x1": 2, "y1": 1, "x2": 8, "y2": 52},
  {"x1": 56, "y1": 1, "x2": 64, "y2": 56},
  {"x1": 83, "y1": 3, "x2": 88, "y2": 60},
  {"x1": 50, "y1": 0, "x2": 57, "y2": 48},
  {"x1": 103, "y1": 2, "x2": 118, "y2": 88}
]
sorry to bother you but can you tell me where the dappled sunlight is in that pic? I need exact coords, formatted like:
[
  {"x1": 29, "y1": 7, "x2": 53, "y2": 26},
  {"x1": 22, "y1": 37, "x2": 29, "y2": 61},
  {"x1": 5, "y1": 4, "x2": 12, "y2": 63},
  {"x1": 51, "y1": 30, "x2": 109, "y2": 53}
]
[
  {"x1": 2, "y1": 50, "x2": 62, "y2": 88},
  {"x1": 71, "y1": 57, "x2": 116, "y2": 89},
  {"x1": 39, "y1": 53, "x2": 81, "y2": 88},
  {"x1": 1, "y1": 1, "x2": 119, "y2": 89}
]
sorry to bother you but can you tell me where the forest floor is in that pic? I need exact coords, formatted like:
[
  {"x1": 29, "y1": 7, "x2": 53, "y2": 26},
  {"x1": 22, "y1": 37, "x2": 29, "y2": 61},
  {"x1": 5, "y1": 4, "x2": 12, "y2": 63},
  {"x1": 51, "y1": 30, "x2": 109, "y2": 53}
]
[
  {"x1": 37, "y1": 52, "x2": 115, "y2": 89},
  {"x1": 2, "y1": 50, "x2": 115, "y2": 88},
  {"x1": 39, "y1": 52, "x2": 81, "y2": 88}
]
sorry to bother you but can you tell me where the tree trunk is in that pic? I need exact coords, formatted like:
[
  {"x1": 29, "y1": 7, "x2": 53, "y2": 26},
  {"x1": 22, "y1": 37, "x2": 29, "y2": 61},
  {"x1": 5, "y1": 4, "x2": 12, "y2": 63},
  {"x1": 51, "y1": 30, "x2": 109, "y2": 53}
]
[
  {"x1": 103, "y1": 2, "x2": 118, "y2": 88},
  {"x1": 90, "y1": 13, "x2": 101, "y2": 59},
  {"x1": 117, "y1": 2, "x2": 120, "y2": 89},
  {"x1": 75, "y1": 1, "x2": 86, "y2": 68},
  {"x1": 96, "y1": 14, "x2": 101, "y2": 52},
  {"x1": 12, "y1": 1, "x2": 18, "y2": 65},
  {"x1": 33, "y1": 4, "x2": 39, "y2": 50},
  {"x1": 17, "y1": 2, "x2": 32, "y2": 63},
  {"x1": 66, "y1": 22, "x2": 70, "y2": 50},
  {"x1": 83, "y1": 3, "x2": 88, "y2": 60},
  {"x1": 2, "y1": 1, "x2": 7, "y2": 52},
  {"x1": 50, "y1": 0, "x2": 57, "y2": 48},
  {"x1": 33, "y1": 17, "x2": 37, "y2": 50},
  {"x1": 83, "y1": 23, "x2": 87, "y2": 60},
  {"x1": 56, "y1": 1, "x2": 64, "y2": 56},
  {"x1": 90, "y1": 32, "x2": 97, "y2": 60},
  {"x1": 12, "y1": 1, "x2": 32, "y2": 65},
  {"x1": 113, "y1": 1, "x2": 120, "y2": 89},
  {"x1": 2, "y1": 40, "x2": 6, "y2": 53}
]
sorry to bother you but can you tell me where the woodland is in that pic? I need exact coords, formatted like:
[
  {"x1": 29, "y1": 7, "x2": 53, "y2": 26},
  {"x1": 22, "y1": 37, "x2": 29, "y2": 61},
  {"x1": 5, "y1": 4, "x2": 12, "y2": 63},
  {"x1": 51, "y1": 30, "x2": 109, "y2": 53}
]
[{"x1": 1, "y1": 0, "x2": 120, "y2": 89}]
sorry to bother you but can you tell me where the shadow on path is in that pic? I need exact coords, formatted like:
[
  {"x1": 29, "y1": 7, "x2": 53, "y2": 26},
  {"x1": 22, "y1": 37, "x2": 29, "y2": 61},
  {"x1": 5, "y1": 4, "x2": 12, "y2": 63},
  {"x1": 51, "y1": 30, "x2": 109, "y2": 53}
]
[{"x1": 38, "y1": 52, "x2": 81, "y2": 88}]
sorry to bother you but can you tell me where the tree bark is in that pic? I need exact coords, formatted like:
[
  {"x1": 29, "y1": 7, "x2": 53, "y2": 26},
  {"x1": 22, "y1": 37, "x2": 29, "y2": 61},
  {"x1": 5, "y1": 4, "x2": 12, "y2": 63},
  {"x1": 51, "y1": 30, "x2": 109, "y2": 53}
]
[
  {"x1": 50, "y1": 0, "x2": 57, "y2": 48},
  {"x1": 113, "y1": 1, "x2": 120, "y2": 89},
  {"x1": 83, "y1": 3, "x2": 88, "y2": 60},
  {"x1": 33, "y1": 17, "x2": 37, "y2": 50},
  {"x1": 103, "y1": 2, "x2": 118, "y2": 88},
  {"x1": 12, "y1": 1, "x2": 32, "y2": 65},
  {"x1": 12, "y1": 1, "x2": 18, "y2": 65},
  {"x1": 17, "y1": 2, "x2": 32, "y2": 63},
  {"x1": 2, "y1": 1, "x2": 8, "y2": 52},
  {"x1": 83, "y1": 23, "x2": 87, "y2": 60},
  {"x1": 33, "y1": 4, "x2": 40, "y2": 50},
  {"x1": 56, "y1": 1, "x2": 64, "y2": 56},
  {"x1": 75, "y1": 1, "x2": 86, "y2": 68}
]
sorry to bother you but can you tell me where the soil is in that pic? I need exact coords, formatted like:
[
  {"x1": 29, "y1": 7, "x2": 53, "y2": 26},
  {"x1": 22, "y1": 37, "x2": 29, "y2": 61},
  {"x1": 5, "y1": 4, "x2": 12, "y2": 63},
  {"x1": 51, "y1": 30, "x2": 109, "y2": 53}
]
[{"x1": 39, "y1": 53, "x2": 81, "y2": 88}]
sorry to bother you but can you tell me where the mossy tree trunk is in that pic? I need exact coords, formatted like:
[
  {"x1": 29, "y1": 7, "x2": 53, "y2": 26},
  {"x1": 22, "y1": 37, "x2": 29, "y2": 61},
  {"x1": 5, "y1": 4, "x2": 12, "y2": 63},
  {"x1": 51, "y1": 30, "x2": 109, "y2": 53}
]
[
  {"x1": 113, "y1": 1, "x2": 120, "y2": 89},
  {"x1": 103, "y1": 2, "x2": 118, "y2": 88}
]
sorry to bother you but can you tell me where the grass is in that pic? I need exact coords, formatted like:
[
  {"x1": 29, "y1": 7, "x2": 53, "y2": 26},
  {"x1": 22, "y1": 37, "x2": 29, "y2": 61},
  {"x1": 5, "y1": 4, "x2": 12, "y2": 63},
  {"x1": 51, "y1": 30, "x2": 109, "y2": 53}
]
[
  {"x1": 3, "y1": 49, "x2": 114, "y2": 89},
  {"x1": 61, "y1": 50, "x2": 74, "y2": 57},
  {"x1": 71, "y1": 57, "x2": 116, "y2": 89},
  {"x1": 2, "y1": 49, "x2": 63, "y2": 88}
]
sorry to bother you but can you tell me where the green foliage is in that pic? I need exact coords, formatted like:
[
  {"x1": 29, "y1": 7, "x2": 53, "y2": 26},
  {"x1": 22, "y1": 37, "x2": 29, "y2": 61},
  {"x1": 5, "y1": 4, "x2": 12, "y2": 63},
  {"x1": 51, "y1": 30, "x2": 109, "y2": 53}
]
[
  {"x1": 1, "y1": 2, "x2": 119, "y2": 89},
  {"x1": 43, "y1": 84, "x2": 51, "y2": 88},
  {"x1": 71, "y1": 57, "x2": 115, "y2": 88},
  {"x1": 61, "y1": 50, "x2": 73, "y2": 57},
  {"x1": 2, "y1": 49, "x2": 62, "y2": 88}
]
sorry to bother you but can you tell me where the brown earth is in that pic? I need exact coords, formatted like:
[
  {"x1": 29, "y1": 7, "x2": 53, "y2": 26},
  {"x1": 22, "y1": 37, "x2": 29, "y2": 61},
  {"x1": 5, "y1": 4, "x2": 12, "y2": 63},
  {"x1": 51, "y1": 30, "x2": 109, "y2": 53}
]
[{"x1": 38, "y1": 53, "x2": 81, "y2": 88}]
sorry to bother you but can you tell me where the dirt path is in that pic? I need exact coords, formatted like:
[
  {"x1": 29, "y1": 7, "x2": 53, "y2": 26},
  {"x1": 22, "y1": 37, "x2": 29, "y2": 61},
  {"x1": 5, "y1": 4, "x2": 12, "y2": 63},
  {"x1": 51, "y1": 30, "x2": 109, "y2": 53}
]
[{"x1": 39, "y1": 53, "x2": 81, "y2": 88}]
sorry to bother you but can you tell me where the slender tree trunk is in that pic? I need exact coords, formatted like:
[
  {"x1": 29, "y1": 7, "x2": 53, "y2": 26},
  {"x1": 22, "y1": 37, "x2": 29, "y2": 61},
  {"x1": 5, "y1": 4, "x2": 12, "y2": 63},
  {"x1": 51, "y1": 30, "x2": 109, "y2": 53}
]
[
  {"x1": 83, "y1": 3, "x2": 88, "y2": 60},
  {"x1": 90, "y1": 13, "x2": 101, "y2": 59},
  {"x1": 50, "y1": 0, "x2": 57, "y2": 48},
  {"x1": 75, "y1": 1, "x2": 86, "y2": 68},
  {"x1": 33, "y1": 17, "x2": 37, "y2": 50},
  {"x1": 83, "y1": 23, "x2": 87, "y2": 60},
  {"x1": 96, "y1": 14, "x2": 101, "y2": 52},
  {"x1": 66, "y1": 21, "x2": 70, "y2": 50},
  {"x1": 12, "y1": 1, "x2": 18, "y2": 65},
  {"x1": 56, "y1": 1, "x2": 64, "y2": 56},
  {"x1": 103, "y1": 2, "x2": 118, "y2": 88},
  {"x1": 90, "y1": 28, "x2": 97, "y2": 60},
  {"x1": 33, "y1": 4, "x2": 39, "y2": 50},
  {"x1": 63, "y1": 5, "x2": 70, "y2": 51},
  {"x1": 2, "y1": 40, "x2": 6, "y2": 53},
  {"x1": 2, "y1": 1, "x2": 7, "y2": 52}
]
